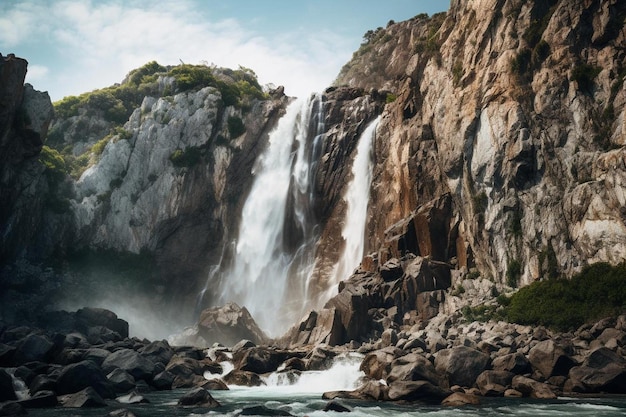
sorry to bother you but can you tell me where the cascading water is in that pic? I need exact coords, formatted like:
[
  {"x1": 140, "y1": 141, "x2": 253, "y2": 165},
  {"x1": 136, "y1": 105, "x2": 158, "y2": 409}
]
[
  {"x1": 324, "y1": 116, "x2": 381, "y2": 299},
  {"x1": 203, "y1": 95, "x2": 324, "y2": 337}
]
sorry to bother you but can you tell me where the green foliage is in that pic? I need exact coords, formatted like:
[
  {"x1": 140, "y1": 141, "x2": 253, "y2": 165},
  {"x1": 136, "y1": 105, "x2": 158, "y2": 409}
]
[
  {"x1": 127, "y1": 61, "x2": 167, "y2": 86},
  {"x1": 523, "y1": 2, "x2": 558, "y2": 48},
  {"x1": 452, "y1": 62, "x2": 463, "y2": 87},
  {"x1": 54, "y1": 96, "x2": 82, "y2": 119},
  {"x1": 385, "y1": 93, "x2": 397, "y2": 103},
  {"x1": 91, "y1": 136, "x2": 110, "y2": 156},
  {"x1": 506, "y1": 259, "x2": 521, "y2": 288},
  {"x1": 169, "y1": 146, "x2": 202, "y2": 167},
  {"x1": 462, "y1": 304, "x2": 501, "y2": 322},
  {"x1": 503, "y1": 262, "x2": 626, "y2": 331},
  {"x1": 170, "y1": 64, "x2": 216, "y2": 92},
  {"x1": 571, "y1": 63, "x2": 601, "y2": 93},
  {"x1": 227, "y1": 116, "x2": 245, "y2": 138}
]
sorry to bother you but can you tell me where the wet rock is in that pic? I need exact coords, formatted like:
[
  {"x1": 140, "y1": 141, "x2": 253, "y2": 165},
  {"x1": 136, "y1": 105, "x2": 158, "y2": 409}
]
[
  {"x1": 18, "y1": 390, "x2": 58, "y2": 408},
  {"x1": 0, "y1": 368, "x2": 17, "y2": 401},
  {"x1": 528, "y1": 340, "x2": 575, "y2": 379},
  {"x1": 138, "y1": 340, "x2": 174, "y2": 366},
  {"x1": 222, "y1": 370, "x2": 264, "y2": 387},
  {"x1": 165, "y1": 356, "x2": 206, "y2": 388},
  {"x1": 59, "y1": 386, "x2": 108, "y2": 408},
  {"x1": 323, "y1": 380, "x2": 389, "y2": 401},
  {"x1": 441, "y1": 392, "x2": 481, "y2": 406},
  {"x1": 491, "y1": 352, "x2": 531, "y2": 374},
  {"x1": 177, "y1": 387, "x2": 221, "y2": 408},
  {"x1": 13, "y1": 333, "x2": 55, "y2": 364},
  {"x1": 306, "y1": 345, "x2": 338, "y2": 371},
  {"x1": 359, "y1": 347, "x2": 400, "y2": 380},
  {"x1": 234, "y1": 346, "x2": 290, "y2": 374},
  {"x1": 434, "y1": 346, "x2": 490, "y2": 388},
  {"x1": 101, "y1": 348, "x2": 156, "y2": 381},
  {"x1": 107, "y1": 369, "x2": 136, "y2": 394},
  {"x1": 566, "y1": 347, "x2": 626, "y2": 393},
  {"x1": 56, "y1": 360, "x2": 115, "y2": 399},
  {"x1": 202, "y1": 378, "x2": 229, "y2": 390},
  {"x1": 0, "y1": 402, "x2": 26, "y2": 416},
  {"x1": 240, "y1": 405, "x2": 293, "y2": 416},
  {"x1": 475, "y1": 370, "x2": 514, "y2": 397},
  {"x1": 28, "y1": 374, "x2": 56, "y2": 395},
  {"x1": 151, "y1": 370, "x2": 174, "y2": 390},
  {"x1": 75, "y1": 307, "x2": 129, "y2": 339},
  {"x1": 386, "y1": 352, "x2": 440, "y2": 386},
  {"x1": 380, "y1": 258, "x2": 403, "y2": 281},
  {"x1": 387, "y1": 380, "x2": 450, "y2": 403},
  {"x1": 109, "y1": 409, "x2": 137, "y2": 417},
  {"x1": 323, "y1": 400, "x2": 351, "y2": 412},
  {"x1": 511, "y1": 375, "x2": 557, "y2": 399}
]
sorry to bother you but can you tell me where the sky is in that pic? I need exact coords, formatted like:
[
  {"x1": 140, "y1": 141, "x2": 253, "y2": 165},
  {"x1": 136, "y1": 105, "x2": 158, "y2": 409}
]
[{"x1": 0, "y1": 0, "x2": 450, "y2": 102}]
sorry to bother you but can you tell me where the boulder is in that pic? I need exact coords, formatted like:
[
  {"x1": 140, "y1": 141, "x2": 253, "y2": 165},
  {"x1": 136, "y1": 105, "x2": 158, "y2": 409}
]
[
  {"x1": 177, "y1": 387, "x2": 221, "y2": 408},
  {"x1": 18, "y1": 390, "x2": 58, "y2": 408},
  {"x1": 222, "y1": 370, "x2": 264, "y2": 387},
  {"x1": 101, "y1": 348, "x2": 156, "y2": 381},
  {"x1": 232, "y1": 339, "x2": 256, "y2": 353},
  {"x1": 360, "y1": 347, "x2": 400, "y2": 380},
  {"x1": 491, "y1": 352, "x2": 531, "y2": 374},
  {"x1": 434, "y1": 346, "x2": 490, "y2": 388},
  {"x1": 323, "y1": 380, "x2": 389, "y2": 401},
  {"x1": 475, "y1": 370, "x2": 514, "y2": 396},
  {"x1": 528, "y1": 340, "x2": 575, "y2": 378},
  {"x1": 323, "y1": 401, "x2": 351, "y2": 412},
  {"x1": 380, "y1": 258, "x2": 403, "y2": 281},
  {"x1": 0, "y1": 402, "x2": 25, "y2": 416},
  {"x1": 83, "y1": 347, "x2": 111, "y2": 366},
  {"x1": 59, "y1": 386, "x2": 108, "y2": 408},
  {"x1": 0, "y1": 343, "x2": 16, "y2": 366},
  {"x1": 13, "y1": 333, "x2": 55, "y2": 364},
  {"x1": 151, "y1": 370, "x2": 174, "y2": 390},
  {"x1": 566, "y1": 347, "x2": 626, "y2": 393},
  {"x1": 306, "y1": 345, "x2": 338, "y2": 371},
  {"x1": 138, "y1": 340, "x2": 174, "y2": 366},
  {"x1": 234, "y1": 347, "x2": 290, "y2": 374},
  {"x1": 197, "y1": 303, "x2": 268, "y2": 346},
  {"x1": 387, "y1": 380, "x2": 451, "y2": 403},
  {"x1": 386, "y1": 352, "x2": 440, "y2": 385},
  {"x1": 75, "y1": 307, "x2": 129, "y2": 339},
  {"x1": 107, "y1": 369, "x2": 136, "y2": 394},
  {"x1": 56, "y1": 360, "x2": 115, "y2": 399},
  {"x1": 0, "y1": 368, "x2": 17, "y2": 401},
  {"x1": 28, "y1": 374, "x2": 56, "y2": 395},
  {"x1": 202, "y1": 378, "x2": 229, "y2": 390},
  {"x1": 511, "y1": 375, "x2": 557, "y2": 399},
  {"x1": 165, "y1": 356, "x2": 205, "y2": 388},
  {"x1": 109, "y1": 409, "x2": 137, "y2": 417},
  {"x1": 239, "y1": 405, "x2": 293, "y2": 416},
  {"x1": 441, "y1": 392, "x2": 481, "y2": 406}
]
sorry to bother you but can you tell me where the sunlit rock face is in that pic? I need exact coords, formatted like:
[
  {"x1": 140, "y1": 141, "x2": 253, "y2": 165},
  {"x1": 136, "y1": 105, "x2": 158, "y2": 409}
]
[{"x1": 333, "y1": 0, "x2": 626, "y2": 287}]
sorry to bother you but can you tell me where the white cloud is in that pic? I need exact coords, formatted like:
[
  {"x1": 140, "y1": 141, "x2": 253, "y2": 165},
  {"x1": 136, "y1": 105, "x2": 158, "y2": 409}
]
[
  {"x1": 2, "y1": 0, "x2": 354, "y2": 100},
  {"x1": 25, "y1": 64, "x2": 49, "y2": 82}
]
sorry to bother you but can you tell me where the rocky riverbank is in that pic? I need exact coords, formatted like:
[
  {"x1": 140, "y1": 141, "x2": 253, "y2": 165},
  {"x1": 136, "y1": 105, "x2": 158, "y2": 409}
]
[{"x1": 1, "y1": 305, "x2": 625, "y2": 416}]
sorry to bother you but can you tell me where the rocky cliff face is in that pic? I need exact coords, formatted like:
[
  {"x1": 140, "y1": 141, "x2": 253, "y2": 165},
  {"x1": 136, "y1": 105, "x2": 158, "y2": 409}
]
[{"x1": 334, "y1": 0, "x2": 626, "y2": 286}]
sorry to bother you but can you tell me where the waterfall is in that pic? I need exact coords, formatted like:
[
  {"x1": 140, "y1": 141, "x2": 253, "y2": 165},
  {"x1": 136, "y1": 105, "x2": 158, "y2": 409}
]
[
  {"x1": 207, "y1": 95, "x2": 324, "y2": 337},
  {"x1": 325, "y1": 116, "x2": 381, "y2": 298}
]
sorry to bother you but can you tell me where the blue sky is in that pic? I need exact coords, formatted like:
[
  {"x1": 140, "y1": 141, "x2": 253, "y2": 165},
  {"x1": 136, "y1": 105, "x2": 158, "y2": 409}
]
[{"x1": 0, "y1": 0, "x2": 449, "y2": 101}]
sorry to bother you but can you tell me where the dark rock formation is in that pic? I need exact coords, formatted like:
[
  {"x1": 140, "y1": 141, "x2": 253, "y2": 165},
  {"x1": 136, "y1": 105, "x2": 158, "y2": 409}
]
[
  {"x1": 196, "y1": 303, "x2": 268, "y2": 346},
  {"x1": 59, "y1": 386, "x2": 108, "y2": 408},
  {"x1": 177, "y1": 387, "x2": 221, "y2": 407}
]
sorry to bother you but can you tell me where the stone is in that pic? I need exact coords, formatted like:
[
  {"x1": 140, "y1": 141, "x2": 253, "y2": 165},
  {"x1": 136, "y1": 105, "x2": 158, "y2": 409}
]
[
  {"x1": 197, "y1": 303, "x2": 268, "y2": 346},
  {"x1": 18, "y1": 390, "x2": 58, "y2": 408},
  {"x1": 151, "y1": 370, "x2": 174, "y2": 390},
  {"x1": 441, "y1": 392, "x2": 481, "y2": 406},
  {"x1": 566, "y1": 347, "x2": 626, "y2": 393},
  {"x1": 476, "y1": 370, "x2": 514, "y2": 396},
  {"x1": 528, "y1": 340, "x2": 575, "y2": 378},
  {"x1": 387, "y1": 380, "x2": 451, "y2": 404},
  {"x1": 512, "y1": 376, "x2": 557, "y2": 399},
  {"x1": 107, "y1": 368, "x2": 136, "y2": 393},
  {"x1": 13, "y1": 333, "x2": 55, "y2": 364},
  {"x1": 386, "y1": 352, "x2": 440, "y2": 386},
  {"x1": 239, "y1": 405, "x2": 293, "y2": 416},
  {"x1": 202, "y1": 378, "x2": 229, "y2": 390},
  {"x1": 492, "y1": 352, "x2": 531, "y2": 374},
  {"x1": 75, "y1": 307, "x2": 129, "y2": 339},
  {"x1": 222, "y1": 370, "x2": 264, "y2": 387},
  {"x1": 28, "y1": 374, "x2": 56, "y2": 395},
  {"x1": 101, "y1": 348, "x2": 156, "y2": 381},
  {"x1": 0, "y1": 402, "x2": 26, "y2": 416},
  {"x1": 504, "y1": 388, "x2": 523, "y2": 397},
  {"x1": 306, "y1": 345, "x2": 338, "y2": 371},
  {"x1": 0, "y1": 368, "x2": 17, "y2": 401},
  {"x1": 138, "y1": 340, "x2": 174, "y2": 366},
  {"x1": 0, "y1": 343, "x2": 16, "y2": 366},
  {"x1": 56, "y1": 359, "x2": 115, "y2": 399},
  {"x1": 232, "y1": 339, "x2": 256, "y2": 353},
  {"x1": 233, "y1": 347, "x2": 290, "y2": 374},
  {"x1": 165, "y1": 356, "x2": 206, "y2": 388},
  {"x1": 323, "y1": 400, "x2": 351, "y2": 412},
  {"x1": 59, "y1": 386, "x2": 108, "y2": 408},
  {"x1": 109, "y1": 409, "x2": 137, "y2": 417},
  {"x1": 323, "y1": 380, "x2": 389, "y2": 401},
  {"x1": 434, "y1": 346, "x2": 490, "y2": 388},
  {"x1": 177, "y1": 387, "x2": 221, "y2": 408},
  {"x1": 380, "y1": 258, "x2": 403, "y2": 281},
  {"x1": 359, "y1": 347, "x2": 400, "y2": 380}
]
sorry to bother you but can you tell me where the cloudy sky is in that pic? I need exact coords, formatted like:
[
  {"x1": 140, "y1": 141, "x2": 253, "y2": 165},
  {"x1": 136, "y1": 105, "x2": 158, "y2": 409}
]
[{"x1": 1, "y1": 0, "x2": 449, "y2": 101}]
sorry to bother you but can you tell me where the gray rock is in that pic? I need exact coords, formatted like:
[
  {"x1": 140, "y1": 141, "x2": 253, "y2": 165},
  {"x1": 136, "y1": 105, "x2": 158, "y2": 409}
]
[
  {"x1": 101, "y1": 348, "x2": 156, "y2": 381},
  {"x1": 512, "y1": 375, "x2": 557, "y2": 399},
  {"x1": 387, "y1": 352, "x2": 440, "y2": 386},
  {"x1": 116, "y1": 390, "x2": 149, "y2": 404},
  {"x1": 323, "y1": 400, "x2": 351, "y2": 412},
  {"x1": 13, "y1": 333, "x2": 55, "y2": 364},
  {"x1": 476, "y1": 370, "x2": 514, "y2": 396},
  {"x1": 56, "y1": 359, "x2": 115, "y2": 399},
  {"x1": 151, "y1": 370, "x2": 174, "y2": 390},
  {"x1": 528, "y1": 340, "x2": 575, "y2": 379},
  {"x1": 18, "y1": 390, "x2": 58, "y2": 408},
  {"x1": 434, "y1": 346, "x2": 490, "y2": 388},
  {"x1": 177, "y1": 387, "x2": 220, "y2": 407},
  {"x1": 441, "y1": 392, "x2": 481, "y2": 406},
  {"x1": 59, "y1": 386, "x2": 107, "y2": 408},
  {"x1": 222, "y1": 370, "x2": 264, "y2": 387},
  {"x1": 107, "y1": 368, "x2": 136, "y2": 393},
  {"x1": 388, "y1": 380, "x2": 451, "y2": 404},
  {"x1": 0, "y1": 402, "x2": 26, "y2": 416}
]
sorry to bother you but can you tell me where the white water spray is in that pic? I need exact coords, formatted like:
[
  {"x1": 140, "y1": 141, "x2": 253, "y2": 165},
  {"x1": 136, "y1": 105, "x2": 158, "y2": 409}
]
[{"x1": 326, "y1": 116, "x2": 381, "y2": 297}]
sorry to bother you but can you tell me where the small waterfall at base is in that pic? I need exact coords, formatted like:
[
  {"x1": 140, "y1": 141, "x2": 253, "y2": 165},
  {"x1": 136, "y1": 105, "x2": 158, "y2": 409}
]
[
  {"x1": 203, "y1": 95, "x2": 324, "y2": 337},
  {"x1": 324, "y1": 116, "x2": 381, "y2": 300}
]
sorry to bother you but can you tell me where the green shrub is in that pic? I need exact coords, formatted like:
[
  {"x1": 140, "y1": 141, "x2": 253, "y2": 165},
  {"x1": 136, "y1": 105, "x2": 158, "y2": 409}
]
[
  {"x1": 170, "y1": 64, "x2": 216, "y2": 92},
  {"x1": 92, "y1": 136, "x2": 110, "y2": 156},
  {"x1": 452, "y1": 61, "x2": 463, "y2": 87},
  {"x1": 169, "y1": 147, "x2": 202, "y2": 167},
  {"x1": 571, "y1": 63, "x2": 601, "y2": 93},
  {"x1": 127, "y1": 61, "x2": 167, "y2": 86},
  {"x1": 385, "y1": 93, "x2": 397, "y2": 103},
  {"x1": 227, "y1": 116, "x2": 245, "y2": 138},
  {"x1": 503, "y1": 262, "x2": 626, "y2": 331},
  {"x1": 506, "y1": 259, "x2": 521, "y2": 288}
]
